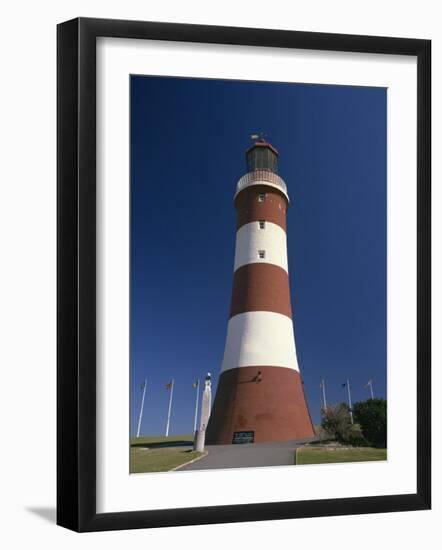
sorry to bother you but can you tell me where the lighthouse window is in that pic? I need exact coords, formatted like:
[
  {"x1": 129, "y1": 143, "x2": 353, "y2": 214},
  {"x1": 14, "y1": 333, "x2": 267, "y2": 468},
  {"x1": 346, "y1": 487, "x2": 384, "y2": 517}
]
[
  {"x1": 258, "y1": 250, "x2": 266, "y2": 259},
  {"x1": 259, "y1": 220, "x2": 265, "y2": 229},
  {"x1": 258, "y1": 193, "x2": 266, "y2": 202}
]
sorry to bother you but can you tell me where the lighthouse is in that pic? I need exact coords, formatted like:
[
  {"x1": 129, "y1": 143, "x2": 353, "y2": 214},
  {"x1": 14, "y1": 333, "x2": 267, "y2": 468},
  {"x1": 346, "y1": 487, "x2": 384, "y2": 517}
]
[{"x1": 206, "y1": 137, "x2": 315, "y2": 445}]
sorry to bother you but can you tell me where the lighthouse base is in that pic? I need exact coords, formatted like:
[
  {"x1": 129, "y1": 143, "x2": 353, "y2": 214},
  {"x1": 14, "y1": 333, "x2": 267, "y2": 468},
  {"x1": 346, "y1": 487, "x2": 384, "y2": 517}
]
[{"x1": 206, "y1": 366, "x2": 315, "y2": 445}]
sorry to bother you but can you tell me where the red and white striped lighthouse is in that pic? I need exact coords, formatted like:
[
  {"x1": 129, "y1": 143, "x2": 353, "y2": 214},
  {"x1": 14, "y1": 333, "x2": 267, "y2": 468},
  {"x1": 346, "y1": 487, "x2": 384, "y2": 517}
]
[{"x1": 206, "y1": 138, "x2": 315, "y2": 445}]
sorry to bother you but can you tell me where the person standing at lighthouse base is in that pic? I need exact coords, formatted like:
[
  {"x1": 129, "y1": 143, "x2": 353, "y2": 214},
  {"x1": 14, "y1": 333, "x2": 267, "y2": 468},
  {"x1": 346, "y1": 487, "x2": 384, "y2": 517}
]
[{"x1": 193, "y1": 373, "x2": 212, "y2": 452}]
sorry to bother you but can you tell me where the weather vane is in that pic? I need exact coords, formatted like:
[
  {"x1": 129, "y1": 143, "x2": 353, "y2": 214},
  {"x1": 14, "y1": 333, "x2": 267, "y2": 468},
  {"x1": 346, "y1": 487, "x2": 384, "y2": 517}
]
[{"x1": 250, "y1": 131, "x2": 268, "y2": 141}]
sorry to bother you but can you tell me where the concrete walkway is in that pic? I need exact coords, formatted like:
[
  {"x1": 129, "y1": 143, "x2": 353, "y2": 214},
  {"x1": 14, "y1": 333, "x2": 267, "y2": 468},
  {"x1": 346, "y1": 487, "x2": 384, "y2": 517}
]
[{"x1": 180, "y1": 438, "x2": 316, "y2": 471}]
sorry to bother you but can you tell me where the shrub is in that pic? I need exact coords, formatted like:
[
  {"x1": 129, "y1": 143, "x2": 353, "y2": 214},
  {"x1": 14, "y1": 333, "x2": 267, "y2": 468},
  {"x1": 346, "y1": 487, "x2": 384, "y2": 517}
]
[
  {"x1": 345, "y1": 423, "x2": 369, "y2": 447},
  {"x1": 314, "y1": 424, "x2": 333, "y2": 442},
  {"x1": 321, "y1": 403, "x2": 352, "y2": 443},
  {"x1": 321, "y1": 405, "x2": 371, "y2": 447},
  {"x1": 353, "y1": 398, "x2": 387, "y2": 448}
]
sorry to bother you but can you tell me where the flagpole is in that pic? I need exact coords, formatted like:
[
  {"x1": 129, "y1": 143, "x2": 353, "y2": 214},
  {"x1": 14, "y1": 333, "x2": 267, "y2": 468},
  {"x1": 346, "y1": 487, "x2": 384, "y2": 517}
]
[
  {"x1": 321, "y1": 379, "x2": 327, "y2": 411},
  {"x1": 136, "y1": 379, "x2": 147, "y2": 438},
  {"x1": 193, "y1": 379, "x2": 200, "y2": 433},
  {"x1": 346, "y1": 378, "x2": 354, "y2": 424},
  {"x1": 369, "y1": 380, "x2": 374, "y2": 399},
  {"x1": 165, "y1": 379, "x2": 175, "y2": 437}
]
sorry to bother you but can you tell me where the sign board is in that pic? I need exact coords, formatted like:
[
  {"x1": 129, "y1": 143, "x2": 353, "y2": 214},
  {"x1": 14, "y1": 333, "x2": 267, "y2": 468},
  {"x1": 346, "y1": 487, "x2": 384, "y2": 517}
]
[{"x1": 232, "y1": 431, "x2": 254, "y2": 444}]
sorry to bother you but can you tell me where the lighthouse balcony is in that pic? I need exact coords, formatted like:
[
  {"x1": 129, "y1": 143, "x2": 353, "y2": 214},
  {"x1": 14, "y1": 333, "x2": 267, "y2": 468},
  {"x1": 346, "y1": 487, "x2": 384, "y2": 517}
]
[{"x1": 234, "y1": 169, "x2": 289, "y2": 202}]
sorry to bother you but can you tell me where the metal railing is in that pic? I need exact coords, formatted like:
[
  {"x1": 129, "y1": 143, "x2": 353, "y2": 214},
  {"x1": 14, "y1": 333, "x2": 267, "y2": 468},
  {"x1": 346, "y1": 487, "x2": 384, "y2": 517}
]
[{"x1": 235, "y1": 169, "x2": 288, "y2": 198}]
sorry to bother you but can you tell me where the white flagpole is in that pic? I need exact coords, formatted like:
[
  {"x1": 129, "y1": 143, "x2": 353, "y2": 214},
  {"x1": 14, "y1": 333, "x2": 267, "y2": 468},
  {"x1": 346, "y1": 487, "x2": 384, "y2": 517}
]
[
  {"x1": 136, "y1": 379, "x2": 147, "y2": 438},
  {"x1": 165, "y1": 379, "x2": 175, "y2": 437},
  {"x1": 369, "y1": 380, "x2": 374, "y2": 399},
  {"x1": 193, "y1": 379, "x2": 200, "y2": 433},
  {"x1": 346, "y1": 378, "x2": 354, "y2": 424},
  {"x1": 321, "y1": 379, "x2": 327, "y2": 410}
]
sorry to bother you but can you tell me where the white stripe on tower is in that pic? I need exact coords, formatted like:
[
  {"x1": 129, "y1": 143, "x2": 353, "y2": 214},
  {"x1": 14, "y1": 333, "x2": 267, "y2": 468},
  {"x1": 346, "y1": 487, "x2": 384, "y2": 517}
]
[
  {"x1": 221, "y1": 311, "x2": 299, "y2": 372},
  {"x1": 233, "y1": 221, "x2": 288, "y2": 272}
]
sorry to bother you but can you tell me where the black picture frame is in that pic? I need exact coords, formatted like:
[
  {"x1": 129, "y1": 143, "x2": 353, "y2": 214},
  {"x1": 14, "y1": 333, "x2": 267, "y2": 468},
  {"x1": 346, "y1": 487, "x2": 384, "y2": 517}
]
[{"x1": 57, "y1": 17, "x2": 431, "y2": 532}]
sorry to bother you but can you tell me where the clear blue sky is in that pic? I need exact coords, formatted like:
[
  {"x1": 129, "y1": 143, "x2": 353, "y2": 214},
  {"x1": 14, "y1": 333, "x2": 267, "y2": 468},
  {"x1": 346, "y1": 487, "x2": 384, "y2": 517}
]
[{"x1": 130, "y1": 75, "x2": 386, "y2": 436}]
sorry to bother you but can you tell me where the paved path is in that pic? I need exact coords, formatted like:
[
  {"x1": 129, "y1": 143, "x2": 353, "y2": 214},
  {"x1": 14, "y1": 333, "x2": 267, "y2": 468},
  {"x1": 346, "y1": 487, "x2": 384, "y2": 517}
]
[{"x1": 180, "y1": 438, "x2": 316, "y2": 471}]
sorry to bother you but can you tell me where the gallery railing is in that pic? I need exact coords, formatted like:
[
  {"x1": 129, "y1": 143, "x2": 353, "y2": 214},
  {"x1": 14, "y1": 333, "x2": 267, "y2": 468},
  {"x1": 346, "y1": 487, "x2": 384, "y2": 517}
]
[{"x1": 235, "y1": 169, "x2": 288, "y2": 200}]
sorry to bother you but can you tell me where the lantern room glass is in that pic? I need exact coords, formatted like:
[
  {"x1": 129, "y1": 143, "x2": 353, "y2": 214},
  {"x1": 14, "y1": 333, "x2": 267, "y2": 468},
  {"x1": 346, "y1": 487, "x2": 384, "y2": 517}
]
[{"x1": 246, "y1": 143, "x2": 279, "y2": 174}]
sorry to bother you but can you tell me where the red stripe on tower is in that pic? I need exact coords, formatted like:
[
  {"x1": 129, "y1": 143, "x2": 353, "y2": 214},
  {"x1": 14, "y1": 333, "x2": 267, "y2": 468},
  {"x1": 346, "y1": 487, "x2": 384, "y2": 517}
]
[{"x1": 206, "y1": 138, "x2": 315, "y2": 445}]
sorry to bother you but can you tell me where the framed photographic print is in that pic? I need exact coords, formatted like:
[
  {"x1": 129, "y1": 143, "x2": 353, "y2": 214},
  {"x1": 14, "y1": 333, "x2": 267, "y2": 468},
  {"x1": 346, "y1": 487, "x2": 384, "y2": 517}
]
[{"x1": 57, "y1": 17, "x2": 431, "y2": 532}]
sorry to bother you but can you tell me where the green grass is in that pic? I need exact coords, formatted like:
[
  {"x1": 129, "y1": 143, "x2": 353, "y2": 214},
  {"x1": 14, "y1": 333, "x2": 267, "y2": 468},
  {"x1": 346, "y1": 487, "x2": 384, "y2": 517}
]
[
  {"x1": 130, "y1": 434, "x2": 193, "y2": 446},
  {"x1": 296, "y1": 446, "x2": 387, "y2": 465},
  {"x1": 130, "y1": 434, "x2": 203, "y2": 473}
]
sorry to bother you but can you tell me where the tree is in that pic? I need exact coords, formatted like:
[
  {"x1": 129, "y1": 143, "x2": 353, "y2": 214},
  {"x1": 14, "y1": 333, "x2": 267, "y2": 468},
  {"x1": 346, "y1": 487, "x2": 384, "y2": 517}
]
[
  {"x1": 353, "y1": 398, "x2": 387, "y2": 448},
  {"x1": 321, "y1": 403, "x2": 352, "y2": 443}
]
